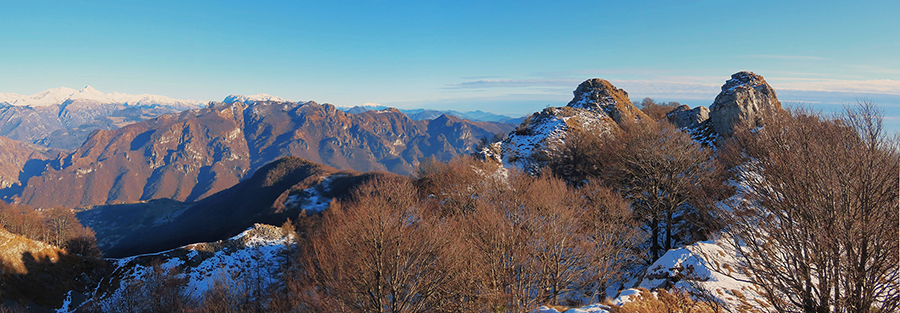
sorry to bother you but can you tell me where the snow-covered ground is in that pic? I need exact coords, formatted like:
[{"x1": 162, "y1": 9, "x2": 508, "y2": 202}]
[
  {"x1": 499, "y1": 107, "x2": 614, "y2": 172},
  {"x1": 76, "y1": 224, "x2": 293, "y2": 312},
  {"x1": 530, "y1": 236, "x2": 767, "y2": 313},
  {"x1": 282, "y1": 175, "x2": 335, "y2": 214}
]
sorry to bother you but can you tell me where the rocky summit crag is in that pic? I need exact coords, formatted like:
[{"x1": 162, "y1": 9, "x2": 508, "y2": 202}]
[
  {"x1": 708, "y1": 71, "x2": 782, "y2": 135},
  {"x1": 492, "y1": 78, "x2": 649, "y2": 171}
]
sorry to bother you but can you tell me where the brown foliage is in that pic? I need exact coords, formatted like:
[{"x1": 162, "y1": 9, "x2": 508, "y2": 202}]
[
  {"x1": 0, "y1": 202, "x2": 102, "y2": 258},
  {"x1": 459, "y1": 170, "x2": 641, "y2": 310},
  {"x1": 638, "y1": 98, "x2": 682, "y2": 122},
  {"x1": 416, "y1": 156, "x2": 491, "y2": 217},
  {"x1": 616, "y1": 288, "x2": 722, "y2": 313},
  {"x1": 610, "y1": 121, "x2": 723, "y2": 261},
  {"x1": 721, "y1": 102, "x2": 900, "y2": 313},
  {"x1": 296, "y1": 176, "x2": 467, "y2": 312}
]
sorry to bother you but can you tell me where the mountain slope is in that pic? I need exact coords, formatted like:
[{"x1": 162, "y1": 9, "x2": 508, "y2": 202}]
[
  {"x1": 79, "y1": 224, "x2": 292, "y2": 312},
  {"x1": 77, "y1": 156, "x2": 401, "y2": 257},
  {"x1": 0, "y1": 228, "x2": 106, "y2": 310},
  {"x1": 0, "y1": 136, "x2": 65, "y2": 200}
]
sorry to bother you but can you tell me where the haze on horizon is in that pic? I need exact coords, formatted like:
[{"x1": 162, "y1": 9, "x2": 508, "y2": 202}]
[{"x1": 2, "y1": 0, "x2": 898, "y2": 128}]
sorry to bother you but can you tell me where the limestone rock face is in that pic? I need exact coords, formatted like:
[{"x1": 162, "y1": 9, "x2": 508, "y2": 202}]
[
  {"x1": 666, "y1": 105, "x2": 710, "y2": 129},
  {"x1": 708, "y1": 71, "x2": 781, "y2": 135}
]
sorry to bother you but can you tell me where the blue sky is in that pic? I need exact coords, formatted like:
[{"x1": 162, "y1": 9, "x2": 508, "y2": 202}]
[{"x1": 2, "y1": 0, "x2": 898, "y2": 128}]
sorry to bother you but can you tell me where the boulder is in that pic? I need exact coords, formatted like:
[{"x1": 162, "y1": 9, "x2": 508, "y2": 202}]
[
  {"x1": 666, "y1": 105, "x2": 709, "y2": 128},
  {"x1": 708, "y1": 71, "x2": 782, "y2": 136}
]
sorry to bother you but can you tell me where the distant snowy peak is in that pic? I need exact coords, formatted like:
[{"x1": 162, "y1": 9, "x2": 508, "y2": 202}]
[
  {"x1": 223, "y1": 93, "x2": 289, "y2": 104},
  {"x1": 0, "y1": 86, "x2": 204, "y2": 108}
]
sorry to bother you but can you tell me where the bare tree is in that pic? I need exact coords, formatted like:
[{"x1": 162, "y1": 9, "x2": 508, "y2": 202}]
[
  {"x1": 577, "y1": 182, "x2": 643, "y2": 302},
  {"x1": 299, "y1": 176, "x2": 463, "y2": 313},
  {"x1": 609, "y1": 121, "x2": 721, "y2": 262},
  {"x1": 44, "y1": 207, "x2": 79, "y2": 247},
  {"x1": 722, "y1": 103, "x2": 900, "y2": 313}
]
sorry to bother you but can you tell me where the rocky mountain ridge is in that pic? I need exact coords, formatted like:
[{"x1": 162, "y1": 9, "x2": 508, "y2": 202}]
[
  {"x1": 0, "y1": 86, "x2": 203, "y2": 108},
  {"x1": 10, "y1": 100, "x2": 513, "y2": 209}
]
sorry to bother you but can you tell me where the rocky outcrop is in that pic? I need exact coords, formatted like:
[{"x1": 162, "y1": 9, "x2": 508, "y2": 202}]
[
  {"x1": 666, "y1": 105, "x2": 709, "y2": 129},
  {"x1": 708, "y1": 71, "x2": 782, "y2": 136},
  {"x1": 567, "y1": 78, "x2": 649, "y2": 123},
  {"x1": 495, "y1": 78, "x2": 649, "y2": 171}
]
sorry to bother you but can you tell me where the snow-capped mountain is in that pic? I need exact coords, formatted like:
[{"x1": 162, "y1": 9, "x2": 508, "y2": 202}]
[
  {"x1": 222, "y1": 93, "x2": 289, "y2": 104},
  {"x1": 0, "y1": 86, "x2": 204, "y2": 108}
]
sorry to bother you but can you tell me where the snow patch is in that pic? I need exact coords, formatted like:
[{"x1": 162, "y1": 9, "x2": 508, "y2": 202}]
[
  {"x1": 283, "y1": 176, "x2": 334, "y2": 214},
  {"x1": 223, "y1": 93, "x2": 288, "y2": 104}
]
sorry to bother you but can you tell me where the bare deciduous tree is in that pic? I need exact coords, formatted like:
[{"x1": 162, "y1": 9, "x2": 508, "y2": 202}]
[
  {"x1": 609, "y1": 121, "x2": 721, "y2": 262},
  {"x1": 722, "y1": 102, "x2": 900, "y2": 313},
  {"x1": 299, "y1": 176, "x2": 463, "y2": 313}
]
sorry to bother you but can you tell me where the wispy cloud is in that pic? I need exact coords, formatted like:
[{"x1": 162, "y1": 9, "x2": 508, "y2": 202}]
[
  {"x1": 739, "y1": 55, "x2": 830, "y2": 61},
  {"x1": 444, "y1": 79, "x2": 581, "y2": 89},
  {"x1": 768, "y1": 78, "x2": 900, "y2": 95},
  {"x1": 850, "y1": 65, "x2": 900, "y2": 75}
]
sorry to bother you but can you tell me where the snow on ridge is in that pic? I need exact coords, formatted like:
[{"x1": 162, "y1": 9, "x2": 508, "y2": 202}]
[
  {"x1": 500, "y1": 107, "x2": 613, "y2": 172},
  {"x1": 84, "y1": 224, "x2": 293, "y2": 311},
  {"x1": 222, "y1": 93, "x2": 289, "y2": 104},
  {"x1": 0, "y1": 86, "x2": 204, "y2": 108}
]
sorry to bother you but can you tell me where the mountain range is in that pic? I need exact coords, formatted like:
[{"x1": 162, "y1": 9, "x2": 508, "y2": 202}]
[{"x1": 5, "y1": 99, "x2": 513, "y2": 209}]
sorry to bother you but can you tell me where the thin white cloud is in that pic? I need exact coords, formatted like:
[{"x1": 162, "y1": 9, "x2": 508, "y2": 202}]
[
  {"x1": 444, "y1": 79, "x2": 581, "y2": 89},
  {"x1": 739, "y1": 55, "x2": 830, "y2": 61},
  {"x1": 769, "y1": 78, "x2": 900, "y2": 95}
]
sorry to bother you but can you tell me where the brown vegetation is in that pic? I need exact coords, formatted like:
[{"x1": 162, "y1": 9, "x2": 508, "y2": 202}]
[
  {"x1": 273, "y1": 158, "x2": 643, "y2": 312},
  {"x1": 0, "y1": 202, "x2": 101, "y2": 258},
  {"x1": 638, "y1": 98, "x2": 682, "y2": 122}
]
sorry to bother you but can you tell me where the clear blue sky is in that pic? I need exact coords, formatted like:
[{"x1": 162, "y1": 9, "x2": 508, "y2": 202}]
[{"x1": 2, "y1": 0, "x2": 898, "y2": 127}]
